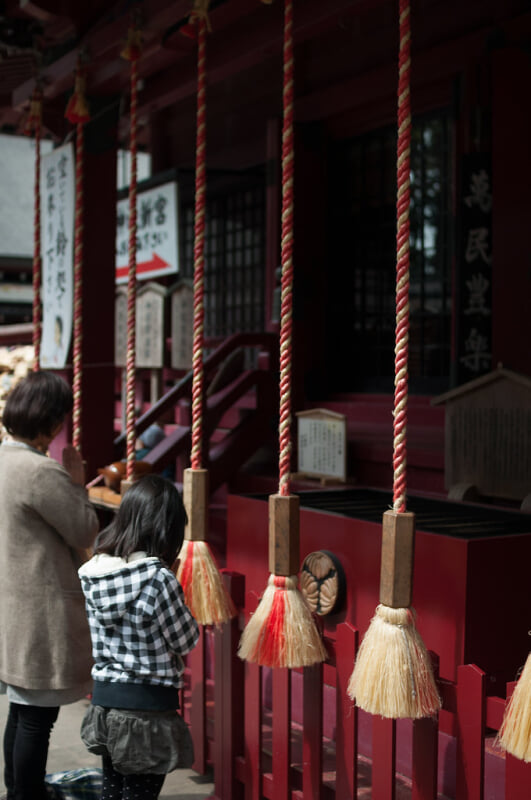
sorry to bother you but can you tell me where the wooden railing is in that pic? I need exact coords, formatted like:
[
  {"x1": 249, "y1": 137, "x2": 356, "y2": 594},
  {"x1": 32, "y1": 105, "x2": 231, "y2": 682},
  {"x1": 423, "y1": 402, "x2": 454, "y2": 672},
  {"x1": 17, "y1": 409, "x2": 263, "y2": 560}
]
[
  {"x1": 181, "y1": 572, "x2": 531, "y2": 800},
  {"x1": 113, "y1": 332, "x2": 277, "y2": 491}
]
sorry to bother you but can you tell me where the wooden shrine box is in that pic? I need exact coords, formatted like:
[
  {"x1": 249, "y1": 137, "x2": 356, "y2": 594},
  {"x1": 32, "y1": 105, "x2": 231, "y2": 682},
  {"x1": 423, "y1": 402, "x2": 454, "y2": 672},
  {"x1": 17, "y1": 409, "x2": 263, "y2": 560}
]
[
  {"x1": 170, "y1": 279, "x2": 194, "y2": 371},
  {"x1": 432, "y1": 366, "x2": 531, "y2": 502},
  {"x1": 295, "y1": 408, "x2": 347, "y2": 483},
  {"x1": 226, "y1": 488, "x2": 531, "y2": 700}
]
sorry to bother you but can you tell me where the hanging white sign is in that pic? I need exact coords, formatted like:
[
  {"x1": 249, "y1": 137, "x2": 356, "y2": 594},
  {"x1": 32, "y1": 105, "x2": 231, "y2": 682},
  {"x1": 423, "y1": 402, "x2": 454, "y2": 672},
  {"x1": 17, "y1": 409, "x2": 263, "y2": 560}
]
[
  {"x1": 115, "y1": 180, "x2": 179, "y2": 284},
  {"x1": 40, "y1": 142, "x2": 75, "y2": 369}
]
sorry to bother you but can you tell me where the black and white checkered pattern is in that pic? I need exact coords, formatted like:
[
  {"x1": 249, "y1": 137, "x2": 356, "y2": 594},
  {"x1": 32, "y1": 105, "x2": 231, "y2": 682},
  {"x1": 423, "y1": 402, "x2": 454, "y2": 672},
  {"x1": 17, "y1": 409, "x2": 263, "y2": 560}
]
[{"x1": 80, "y1": 559, "x2": 199, "y2": 687}]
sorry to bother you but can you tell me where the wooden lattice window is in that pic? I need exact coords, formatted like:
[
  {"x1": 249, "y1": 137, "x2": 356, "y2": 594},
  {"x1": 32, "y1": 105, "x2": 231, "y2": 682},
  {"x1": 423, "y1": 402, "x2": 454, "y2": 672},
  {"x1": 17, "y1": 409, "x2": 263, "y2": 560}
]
[
  {"x1": 181, "y1": 181, "x2": 266, "y2": 340},
  {"x1": 327, "y1": 110, "x2": 452, "y2": 394}
]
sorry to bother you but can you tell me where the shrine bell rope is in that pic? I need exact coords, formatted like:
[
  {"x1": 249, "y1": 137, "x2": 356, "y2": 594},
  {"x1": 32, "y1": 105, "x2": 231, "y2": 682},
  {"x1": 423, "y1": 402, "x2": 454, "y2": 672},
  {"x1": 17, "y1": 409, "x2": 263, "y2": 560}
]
[
  {"x1": 121, "y1": 25, "x2": 141, "y2": 483},
  {"x1": 24, "y1": 86, "x2": 43, "y2": 369},
  {"x1": 65, "y1": 60, "x2": 90, "y2": 449},
  {"x1": 190, "y1": 2, "x2": 208, "y2": 473},
  {"x1": 347, "y1": 0, "x2": 440, "y2": 719},
  {"x1": 238, "y1": 0, "x2": 326, "y2": 669},
  {"x1": 176, "y1": 0, "x2": 236, "y2": 628}
]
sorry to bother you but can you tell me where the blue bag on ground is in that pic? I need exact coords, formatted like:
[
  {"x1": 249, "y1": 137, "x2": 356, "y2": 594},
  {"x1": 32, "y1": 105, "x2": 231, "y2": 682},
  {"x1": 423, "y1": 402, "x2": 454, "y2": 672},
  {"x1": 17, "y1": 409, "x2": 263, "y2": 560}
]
[{"x1": 45, "y1": 768, "x2": 102, "y2": 800}]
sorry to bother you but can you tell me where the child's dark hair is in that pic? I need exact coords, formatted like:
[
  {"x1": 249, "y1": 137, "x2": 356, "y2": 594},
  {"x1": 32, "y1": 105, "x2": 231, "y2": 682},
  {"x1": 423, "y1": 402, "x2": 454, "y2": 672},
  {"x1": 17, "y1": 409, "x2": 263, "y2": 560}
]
[
  {"x1": 3, "y1": 370, "x2": 73, "y2": 439},
  {"x1": 94, "y1": 474, "x2": 187, "y2": 566}
]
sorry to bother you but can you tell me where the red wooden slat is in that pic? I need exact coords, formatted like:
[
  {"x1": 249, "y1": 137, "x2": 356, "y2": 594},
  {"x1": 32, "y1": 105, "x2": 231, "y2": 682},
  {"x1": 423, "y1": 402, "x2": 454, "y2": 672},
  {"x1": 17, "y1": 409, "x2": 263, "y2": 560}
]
[
  {"x1": 303, "y1": 661, "x2": 323, "y2": 800},
  {"x1": 334, "y1": 623, "x2": 358, "y2": 799},
  {"x1": 245, "y1": 658, "x2": 262, "y2": 800},
  {"x1": 505, "y1": 753, "x2": 531, "y2": 800},
  {"x1": 412, "y1": 715, "x2": 438, "y2": 800},
  {"x1": 213, "y1": 623, "x2": 225, "y2": 800},
  {"x1": 456, "y1": 664, "x2": 485, "y2": 800},
  {"x1": 372, "y1": 716, "x2": 396, "y2": 800},
  {"x1": 223, "y1": 574, "x2": 245, "y2": 799},
  {"x1": 486, "y1": 695, "x2": 506, "y2": 731},
  {"x1": 273, "y1": 667, "x2": 291, "y2": 800}
]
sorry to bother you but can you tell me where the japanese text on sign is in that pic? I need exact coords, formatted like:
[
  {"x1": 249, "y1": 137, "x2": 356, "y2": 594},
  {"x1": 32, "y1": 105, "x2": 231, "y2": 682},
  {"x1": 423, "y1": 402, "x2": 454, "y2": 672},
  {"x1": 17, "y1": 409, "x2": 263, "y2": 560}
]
[
  {"x1": 297, "y1": 411, "x2": 346, "y2": 481},
  {"x1": 457, "y1": 155, "x2": 493, "y2": 383},
  {"x1": 116, "y1": 180, "x2": 179, "y2": 283}
]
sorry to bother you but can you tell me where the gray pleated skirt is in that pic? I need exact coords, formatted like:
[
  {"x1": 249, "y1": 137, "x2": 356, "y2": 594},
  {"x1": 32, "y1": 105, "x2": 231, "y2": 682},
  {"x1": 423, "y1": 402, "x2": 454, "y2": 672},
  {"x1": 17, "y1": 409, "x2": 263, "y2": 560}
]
[{"x1": 81, "y1": 704, "x2": 194, "y2": 775}]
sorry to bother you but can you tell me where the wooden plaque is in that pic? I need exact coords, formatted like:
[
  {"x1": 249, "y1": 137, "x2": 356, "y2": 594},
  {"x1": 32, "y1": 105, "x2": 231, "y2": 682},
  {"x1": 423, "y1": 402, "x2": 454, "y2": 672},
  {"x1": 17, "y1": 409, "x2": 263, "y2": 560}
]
[
  {"x1": 170, "y1": 279, "x2": 194, "y2": 370},
  {"x1": 296, "y1": 408, "x2": 347, "y2": 482}
]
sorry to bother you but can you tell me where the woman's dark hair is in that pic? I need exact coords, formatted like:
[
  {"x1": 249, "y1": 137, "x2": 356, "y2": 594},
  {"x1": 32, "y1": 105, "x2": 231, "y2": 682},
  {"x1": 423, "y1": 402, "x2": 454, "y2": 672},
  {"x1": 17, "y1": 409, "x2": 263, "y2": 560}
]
[
  {"x1": 2, "y1": 370, "x2": 73, "y2": 439},
  {"x1": 94, "y1": 474, "x2": 187, "y2": 566}
]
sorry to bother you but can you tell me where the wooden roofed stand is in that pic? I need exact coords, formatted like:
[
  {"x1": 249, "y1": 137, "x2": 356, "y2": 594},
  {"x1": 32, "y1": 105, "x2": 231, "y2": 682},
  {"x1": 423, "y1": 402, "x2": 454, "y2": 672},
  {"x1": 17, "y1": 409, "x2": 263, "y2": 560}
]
[{"x1": 433, "y1": 366, "x2": 531, "y2": 508}]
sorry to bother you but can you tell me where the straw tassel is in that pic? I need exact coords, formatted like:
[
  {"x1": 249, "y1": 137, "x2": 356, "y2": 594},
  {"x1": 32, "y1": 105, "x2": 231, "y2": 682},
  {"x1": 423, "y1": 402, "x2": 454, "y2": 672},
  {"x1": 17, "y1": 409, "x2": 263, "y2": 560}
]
[
  {"x1": 347, "y1": 513, "x2": 440, "y2": 719},
  {"x1": 238, "y1": 574, "x2": 327, "y2": 668},
  {"x1": 177, "y1": 469, "x2": 236, "y2": 626},
  {"x1": 65, "y1": 66, "x2": 90, "y2": 124},
  {"x1": 498, "y1": 652, "x2": 531, "y2": 762},
  {"x1": 238, "y1": 495, "x2": 327, "y2": 669}
]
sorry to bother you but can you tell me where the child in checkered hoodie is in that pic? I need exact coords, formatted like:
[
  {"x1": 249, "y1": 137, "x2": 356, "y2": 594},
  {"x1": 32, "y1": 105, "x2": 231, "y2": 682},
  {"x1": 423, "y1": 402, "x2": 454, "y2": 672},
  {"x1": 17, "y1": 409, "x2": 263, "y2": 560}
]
[{"x1": 79, "y1": 475, "x2": 199, "y2": 800}]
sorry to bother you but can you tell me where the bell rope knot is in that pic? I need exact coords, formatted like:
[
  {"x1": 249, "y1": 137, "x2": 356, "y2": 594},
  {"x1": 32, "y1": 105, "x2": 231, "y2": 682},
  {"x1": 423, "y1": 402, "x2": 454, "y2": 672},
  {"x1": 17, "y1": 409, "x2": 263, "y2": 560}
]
[
  {"x1": 65, "y1": 66, "x2": 90, "y2": 124},
  {"x1": 23, "y1": 87, "x2": 43, "y2": 136},
  {"x1": 121, "y1": 25, "x2": 142, "y2": 61},
  {"x1": 189, "y1": 0, "x2": 212, "y2": 31}
]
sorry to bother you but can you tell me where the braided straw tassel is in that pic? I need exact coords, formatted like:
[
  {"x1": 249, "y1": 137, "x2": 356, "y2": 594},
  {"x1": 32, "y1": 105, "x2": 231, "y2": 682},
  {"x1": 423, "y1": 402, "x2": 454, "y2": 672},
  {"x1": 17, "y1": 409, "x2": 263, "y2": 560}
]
[
  {"x1": 176, "y1": 1, "x2": 236, "y2": 627},
  {"x1": 238, "y1": 0, "x2": 326, "y2": 669},
  {"x1": 498, "y1": 650, "x2": 531, "y2": 762},
  {"x1": 347, "y1": 0, "x2": 440, "y2": 719}
]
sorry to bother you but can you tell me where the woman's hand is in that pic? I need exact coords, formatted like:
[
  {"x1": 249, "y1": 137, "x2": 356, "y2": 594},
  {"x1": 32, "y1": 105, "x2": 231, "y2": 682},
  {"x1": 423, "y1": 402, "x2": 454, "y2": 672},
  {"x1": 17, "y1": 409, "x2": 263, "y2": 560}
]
[{"x1": 62, "y1": 445, "x2": 85, "y2": 486}]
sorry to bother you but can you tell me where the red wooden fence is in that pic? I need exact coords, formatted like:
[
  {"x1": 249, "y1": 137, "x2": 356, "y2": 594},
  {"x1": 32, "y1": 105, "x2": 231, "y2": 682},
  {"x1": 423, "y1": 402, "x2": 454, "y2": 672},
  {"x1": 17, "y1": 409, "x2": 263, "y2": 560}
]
[{"x1": 181, "y1": 572, "x2": 531, "y2": 800}]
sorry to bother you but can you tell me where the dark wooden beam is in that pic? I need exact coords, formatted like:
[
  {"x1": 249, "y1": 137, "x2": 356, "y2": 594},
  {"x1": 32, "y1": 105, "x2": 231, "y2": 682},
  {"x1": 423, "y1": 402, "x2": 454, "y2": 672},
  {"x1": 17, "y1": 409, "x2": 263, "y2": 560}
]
[{"x1": 130, "y1": 0, "x2": 369, "y2": 126}]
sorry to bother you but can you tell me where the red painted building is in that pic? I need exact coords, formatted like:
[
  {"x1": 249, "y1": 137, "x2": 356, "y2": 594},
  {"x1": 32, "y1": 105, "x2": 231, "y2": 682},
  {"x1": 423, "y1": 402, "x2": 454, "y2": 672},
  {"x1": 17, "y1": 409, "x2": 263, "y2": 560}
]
[{"x1": 1, "y1": 1, "x2": 531, "y2": 796}]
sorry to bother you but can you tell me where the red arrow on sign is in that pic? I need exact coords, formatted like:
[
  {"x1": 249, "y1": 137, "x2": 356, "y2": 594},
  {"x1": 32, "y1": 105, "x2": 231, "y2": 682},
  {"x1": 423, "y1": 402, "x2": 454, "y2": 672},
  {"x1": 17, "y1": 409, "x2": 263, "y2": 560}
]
[{"x1": 116, "y1": 252, "x2": 171, "y2": 280}]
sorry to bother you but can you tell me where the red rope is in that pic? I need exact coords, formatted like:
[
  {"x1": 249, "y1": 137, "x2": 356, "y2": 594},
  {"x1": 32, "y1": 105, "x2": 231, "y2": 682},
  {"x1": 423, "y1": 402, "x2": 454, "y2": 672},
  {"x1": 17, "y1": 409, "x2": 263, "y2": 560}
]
[
  {"x1": 393, "y1": 0, "x2": 411, "y2": 513},
  {"x1": 125, "y1": 54, "x2": 139, "y2": 481},
  {"x1": 27, "y1": 89, "x2": 43, "y2": 369},
  {"x1": 278, "y1": 0, "x2": 294, "y2": 497},
  {"x1": 190, "y1": 13, "x2": 208, "y2": 471},
  {"x1": 72, "y1": 120, "x2": 84, "y2": 449}
]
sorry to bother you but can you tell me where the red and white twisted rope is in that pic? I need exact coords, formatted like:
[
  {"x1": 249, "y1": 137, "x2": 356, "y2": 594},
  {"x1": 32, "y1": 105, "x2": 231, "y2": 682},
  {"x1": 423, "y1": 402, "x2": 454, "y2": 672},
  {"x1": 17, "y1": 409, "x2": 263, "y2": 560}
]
[
  {"x1": 393, "y1": 0, "x2": 411, "y2": 513},
  {"x1": 72, "y1": 120, "x2": 84, "y2": 449},
  {"x1": 125, "y1": 56, "x2": 139, "y2": 481},
  {"x1": 31, "y1": 93, "x2": 42, "y2": 369},
  {"x1": 278, "y1": 0, "x2": 294, "y2": 497},
  {"x1": 190, "y1": 14, "x2": 207, "y2": 471}
]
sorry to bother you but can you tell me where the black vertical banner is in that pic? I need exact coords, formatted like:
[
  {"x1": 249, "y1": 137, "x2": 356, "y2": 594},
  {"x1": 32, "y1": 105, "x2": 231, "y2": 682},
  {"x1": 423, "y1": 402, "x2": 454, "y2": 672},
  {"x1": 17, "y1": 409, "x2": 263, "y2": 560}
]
[{"x1": 456, "y1": 153, "x2": 493, "y2": 385}]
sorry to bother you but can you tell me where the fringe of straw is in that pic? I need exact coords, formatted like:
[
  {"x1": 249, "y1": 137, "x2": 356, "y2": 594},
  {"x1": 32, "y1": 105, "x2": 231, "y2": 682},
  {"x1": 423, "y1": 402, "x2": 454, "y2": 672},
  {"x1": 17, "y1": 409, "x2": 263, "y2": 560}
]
[
  {"x1": 348, "y1": 604, "x2": 441, "y2": 719},
  {"x1": 238, "y1": 574, "x2": 327, "y2": 668},
  {"x1": 498, "y1": 651, "x2": 531, "y2": 762},
  {"x1": 177, "y1": 539, "x2": 236, "y2": 627}
]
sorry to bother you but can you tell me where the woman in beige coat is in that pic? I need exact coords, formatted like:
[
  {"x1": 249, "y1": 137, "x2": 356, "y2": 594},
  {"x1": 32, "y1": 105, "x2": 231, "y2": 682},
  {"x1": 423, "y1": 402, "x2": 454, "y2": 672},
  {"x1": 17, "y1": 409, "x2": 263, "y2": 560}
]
[{"x1": 0, "y1": 371, "x2": 99, "y2": 800}]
